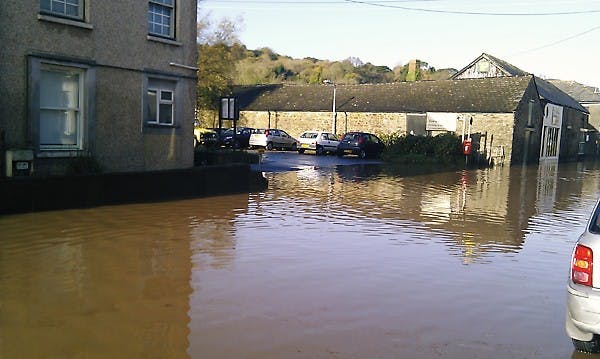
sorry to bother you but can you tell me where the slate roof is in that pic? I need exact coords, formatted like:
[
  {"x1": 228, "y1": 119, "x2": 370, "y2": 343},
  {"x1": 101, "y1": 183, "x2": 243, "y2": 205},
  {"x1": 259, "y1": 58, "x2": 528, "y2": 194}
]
[
  {"x1": 535, "y1": 78, "x2": 589, "y2": 113},
  {"x1": 480, "y1": 53, "x2": 530, "y2": 76},
  {"x1": 452, "y1": 53, "x2": 530, "y2": 79},
  {"x1": 546, "y1": 79, "x2": 600, "y2": 104},
  {"x1": 234, "y1": 76, "x2": 535, "y2": 114}
]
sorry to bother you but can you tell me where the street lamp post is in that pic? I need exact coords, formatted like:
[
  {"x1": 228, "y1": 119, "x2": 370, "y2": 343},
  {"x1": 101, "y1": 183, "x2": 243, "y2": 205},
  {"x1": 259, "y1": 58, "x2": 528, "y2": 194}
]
[{"x1": 323, "y1": 80, "x2": 337, "y2": 134}]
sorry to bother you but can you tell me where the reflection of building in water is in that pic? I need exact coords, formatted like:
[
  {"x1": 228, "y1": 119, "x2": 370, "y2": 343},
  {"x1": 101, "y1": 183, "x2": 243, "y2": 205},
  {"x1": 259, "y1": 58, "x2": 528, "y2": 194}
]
[
  {"x1": 536, "y1": 160, "x2": 559, "y2": 213},
  {"x1": 257, "y1": 163, "x2": 590, "y2": 263},
  {"x1": 0, "y1": 196, "x2": 249, "y2": 358}
]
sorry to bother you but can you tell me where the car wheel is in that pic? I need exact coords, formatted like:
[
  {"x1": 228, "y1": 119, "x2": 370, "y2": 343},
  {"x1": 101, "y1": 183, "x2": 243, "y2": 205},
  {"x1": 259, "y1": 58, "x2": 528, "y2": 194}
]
[
  {"x1": 290, "y1": 143, "x2": 297, "y2": 151},
  {"x1": 233, "y1": 141, "x2": 240, "y2": 150},
  {"x1": 573, "y1": 337, "x2": 600, "y2": 353},
  {"x1": 359, "y1": 149, "x2": 367, "y2": 159},
  {"x1": 266, "y1": 142, "x2": 273, "y2": 150},
  {"x1": 298, "y1": 149, "x2": 305, "y2": 154},
  {"x1": 316, "y1": 145, "x2": 324, "y2": 156}
]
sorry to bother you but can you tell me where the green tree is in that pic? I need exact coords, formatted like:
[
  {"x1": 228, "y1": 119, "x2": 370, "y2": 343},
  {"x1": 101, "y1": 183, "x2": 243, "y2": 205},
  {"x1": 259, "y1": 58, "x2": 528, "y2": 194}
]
[
  {"x1": 353, "y1": 63, "x2": 393, "y2": 84},
  {"x1": 307, "y1": 66, "x2": 323, "y2": 84},
  {"x1": 196, "y1": 17, "x2": 243, "y2": 110},
  {"x1": 197, "y1": 43, "x2": 235, "y2": 110}
]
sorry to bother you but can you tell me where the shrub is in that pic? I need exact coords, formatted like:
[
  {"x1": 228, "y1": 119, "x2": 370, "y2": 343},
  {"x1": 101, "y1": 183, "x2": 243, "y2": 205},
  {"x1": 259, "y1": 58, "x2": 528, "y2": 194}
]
[{"x1": 382, "y1": 133, "x2": 462, "y2": 164}]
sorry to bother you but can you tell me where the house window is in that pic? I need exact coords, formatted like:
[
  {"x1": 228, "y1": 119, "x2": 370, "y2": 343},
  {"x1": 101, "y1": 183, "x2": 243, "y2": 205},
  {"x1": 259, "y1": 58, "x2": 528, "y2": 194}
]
[
  {"x1": 146, "y1": 86, "x2": 175, "y2": 125},
  {"x1": 148, "y1": 0, "x2": 175, "y2": 38},
  {"x1": 39, "y1": 64, "x2": 85, "y2": 150},
  {"x1": 40, "y1": 0, "x2": 83, "y2": 20}
]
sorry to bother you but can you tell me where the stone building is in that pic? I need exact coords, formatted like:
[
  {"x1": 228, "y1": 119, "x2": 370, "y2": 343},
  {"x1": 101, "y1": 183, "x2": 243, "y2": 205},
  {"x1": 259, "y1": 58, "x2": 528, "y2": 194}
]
[
  {"x1": 233, "y1": 74, "x2": 588, "y2": 165},
  {"x1": 0, "y1": 1, "x2": 198, "y2": 177},
  {"x1": 452, "y1": 53, "x2": 593, "y2": 160},
  {"x1": 547, "y1": 80, "x2": 600, "y2": 156}
]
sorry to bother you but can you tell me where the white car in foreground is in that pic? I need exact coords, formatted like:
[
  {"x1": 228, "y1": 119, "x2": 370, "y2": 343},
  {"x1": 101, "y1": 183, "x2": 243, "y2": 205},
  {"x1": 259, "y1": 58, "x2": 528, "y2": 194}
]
[
  {"x1": 297, "y1": 131, "x2": 339, "y2": 155},
  {"x1": 567, "y1": 198, "x2": 600, "y2": 352}
]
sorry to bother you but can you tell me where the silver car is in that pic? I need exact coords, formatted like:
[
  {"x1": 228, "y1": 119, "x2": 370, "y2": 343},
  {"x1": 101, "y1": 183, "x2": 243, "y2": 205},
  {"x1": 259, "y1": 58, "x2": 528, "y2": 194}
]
[
  {"x1": 566, "y1": 198, "x2": 600, "y2": 352},
  {"x1": 249, "y1": 128, "x2": 297, "y2": 151},
  {"x1": 297, "y1": 131, "x2": 339, "y2": 155}
]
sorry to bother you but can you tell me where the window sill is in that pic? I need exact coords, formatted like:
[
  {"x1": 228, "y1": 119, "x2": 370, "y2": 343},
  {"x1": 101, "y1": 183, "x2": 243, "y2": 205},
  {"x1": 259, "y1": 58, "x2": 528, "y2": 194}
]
[
  {"x1": 38, "y1": 14, "x2": 93, "y2": 30},
  {"x1": 146, "y1": 123, "x2": 179, "y2": 129},
  {"x1": 147, "y1": 35, "x2": 182, "y2": 46},
  {"x1": 37, "y1": 150, "x2": 86, "y2": 158}
]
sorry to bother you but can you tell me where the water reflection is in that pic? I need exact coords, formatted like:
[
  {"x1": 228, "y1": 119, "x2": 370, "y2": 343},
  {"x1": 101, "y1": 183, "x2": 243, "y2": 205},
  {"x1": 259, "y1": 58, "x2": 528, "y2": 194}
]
[
  {"x1": 2, "y1": 162, "x2": 600, "y2": 358},
  {"x1": 0, "y1": 196, "x2": 248, "y2": 359},
  {"x1": 186, "y1": 161, "x2": 600, "y2": 359},
  {"x1": 262, "y1": 161, "x2": 600, "y2": 264}
]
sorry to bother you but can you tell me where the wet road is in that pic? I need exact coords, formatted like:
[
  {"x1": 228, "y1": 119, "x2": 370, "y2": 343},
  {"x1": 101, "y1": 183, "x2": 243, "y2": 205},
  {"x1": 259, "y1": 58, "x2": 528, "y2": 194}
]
[
  {"x1": 1, "y1": 155, "x2": 600, "y2": 359},
  {"x1": 249, "y1": 149, "x2": 383, "y2": 172}
]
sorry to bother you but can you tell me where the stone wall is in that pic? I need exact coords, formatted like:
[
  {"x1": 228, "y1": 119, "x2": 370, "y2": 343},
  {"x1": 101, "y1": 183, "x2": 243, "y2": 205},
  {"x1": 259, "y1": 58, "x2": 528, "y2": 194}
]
[
  {"x1": 559, "y1": 106, "x2": 589, "y2": 161},
  {"x1": 586, "y1": 104, "x2": 600, "y2": 156},
  {"x1": 235, "y1": 110, "x2": 518, "y2": 164},
  {"x1": 455, "y1": 113, "x2": 516, "y2": 165},
  {"x1": 0, "y1": 164, "x2": 267, "y2": 215},
  {"x1": 238, "y1": 111, "x2": 409, "y2": 138}
]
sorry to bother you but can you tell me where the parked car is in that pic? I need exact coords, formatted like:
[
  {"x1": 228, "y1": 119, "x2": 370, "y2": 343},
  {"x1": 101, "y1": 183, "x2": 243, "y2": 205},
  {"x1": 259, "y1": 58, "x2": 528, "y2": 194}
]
[
  {"x1": 193, "y1": 127, "x2": 219, "y2": 148},
  {"x1": 249, "y1": 128, "x2": 297, "y2": 151},
  {"x1": 297, "y1": 131, "x2": 340, "y2": 155},
  {"x1": 210, "y1": 127, "x2": 228, "y2": 146},
  {"x1": 566, "y1": 198, "x2": 600, "y2": 353},
  {"x1": 222, "y1": 127, "x2": 253, "y2": 149},
  {"x1": 336, "y1": 132, "x2": 385, "y2": 159}
]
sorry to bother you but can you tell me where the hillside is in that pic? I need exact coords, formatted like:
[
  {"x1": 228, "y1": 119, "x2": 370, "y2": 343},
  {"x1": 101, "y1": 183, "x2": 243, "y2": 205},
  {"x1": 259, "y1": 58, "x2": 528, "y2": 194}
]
[
  {"x1": 226, "y1": 44, "x2": 456, "y2": 85},
  {"x1": 196, "y1": 40, "x2": 457, "y2": 111}
]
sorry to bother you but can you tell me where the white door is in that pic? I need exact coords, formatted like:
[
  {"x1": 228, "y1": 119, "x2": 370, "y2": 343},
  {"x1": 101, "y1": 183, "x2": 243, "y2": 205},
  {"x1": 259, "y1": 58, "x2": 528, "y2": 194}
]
[{"x1": 540, "y1": 103, "x2": 563, "y2": 160}]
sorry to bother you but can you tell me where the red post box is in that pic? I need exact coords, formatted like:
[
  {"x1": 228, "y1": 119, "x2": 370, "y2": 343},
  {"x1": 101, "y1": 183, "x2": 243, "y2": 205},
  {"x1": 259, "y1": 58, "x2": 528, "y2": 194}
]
[{"x1": 462, "y1": 139, "x2": 472, "y2": 155}]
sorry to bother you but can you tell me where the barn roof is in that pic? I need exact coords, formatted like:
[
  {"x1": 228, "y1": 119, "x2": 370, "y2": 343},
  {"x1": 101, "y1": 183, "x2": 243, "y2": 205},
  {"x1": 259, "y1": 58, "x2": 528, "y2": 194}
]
[
  {"x1": 546, "y1": 79, "x2": 600, "y2": 104},
  {"x1": 535, "y1": 78, "x2": 589, "y2": 113},
  {"x1": 451, "y1": 53, "x2": 530, "y2": 79},
  {"x1": 234, "y1": 76, "x2": 535, "y2": 114}
]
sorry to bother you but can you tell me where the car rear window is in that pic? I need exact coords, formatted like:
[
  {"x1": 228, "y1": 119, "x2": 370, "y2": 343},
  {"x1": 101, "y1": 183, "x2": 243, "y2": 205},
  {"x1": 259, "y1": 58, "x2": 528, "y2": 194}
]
[{"x1": 301, "y1": 132, "x2": 318, "y2": 139}]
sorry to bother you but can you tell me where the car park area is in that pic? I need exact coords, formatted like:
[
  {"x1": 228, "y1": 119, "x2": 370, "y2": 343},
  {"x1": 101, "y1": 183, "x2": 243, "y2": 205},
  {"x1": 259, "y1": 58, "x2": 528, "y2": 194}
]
[{"x1": 249, "y1": 148, "x2": 383, "y2": 172}]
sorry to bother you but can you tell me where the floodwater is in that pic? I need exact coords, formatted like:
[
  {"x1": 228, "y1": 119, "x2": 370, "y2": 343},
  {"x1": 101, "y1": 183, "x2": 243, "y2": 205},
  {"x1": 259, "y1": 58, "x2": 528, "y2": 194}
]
[{"x1": 1, "y1": 161, "x2": 600, "y2": 359}]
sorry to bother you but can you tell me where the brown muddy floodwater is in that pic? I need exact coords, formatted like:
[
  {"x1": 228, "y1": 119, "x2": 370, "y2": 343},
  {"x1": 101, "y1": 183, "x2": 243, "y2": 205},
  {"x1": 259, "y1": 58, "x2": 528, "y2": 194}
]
[{"x1": 1, "y1": 161, "x2": 600, "y2": 359}]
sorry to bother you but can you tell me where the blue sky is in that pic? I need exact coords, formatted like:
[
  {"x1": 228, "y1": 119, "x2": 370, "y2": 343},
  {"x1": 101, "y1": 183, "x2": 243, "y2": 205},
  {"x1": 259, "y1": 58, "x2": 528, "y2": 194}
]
[{"x1": 199, "y1": 0, "x2": 600, "y2": 87}]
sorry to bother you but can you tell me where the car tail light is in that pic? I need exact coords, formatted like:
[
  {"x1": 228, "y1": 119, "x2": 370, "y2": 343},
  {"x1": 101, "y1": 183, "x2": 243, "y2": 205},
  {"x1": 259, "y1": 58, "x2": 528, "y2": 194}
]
[{"x1": 572, "y1": 244, "x2": 593, "y2": 286}]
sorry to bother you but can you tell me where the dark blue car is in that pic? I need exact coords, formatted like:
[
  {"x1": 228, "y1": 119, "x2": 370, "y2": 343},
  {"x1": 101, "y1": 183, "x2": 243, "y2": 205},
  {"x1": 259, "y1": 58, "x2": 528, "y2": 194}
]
[
  {"x1": 222, "y1": 127, "x2": 253, "y2": 149},
  {"x1": 336, "y1": 132, "x2": 385, "y2": 159}
]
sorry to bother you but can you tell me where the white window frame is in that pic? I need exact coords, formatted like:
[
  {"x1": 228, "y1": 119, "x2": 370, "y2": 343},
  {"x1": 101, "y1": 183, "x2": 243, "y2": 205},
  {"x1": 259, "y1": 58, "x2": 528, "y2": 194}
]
[
  {"x1": 148, "y1": 0, "x2": 175, "y2": 39},
  {"x1": 39, "y1": 64, "x2": 85, "y2": 151},
  {"x1": 40, "y1": 0, "x2": 84, "y2": 21},
  {"x1": 147, "y1": 87, "x2": 175, "y2": 126}
]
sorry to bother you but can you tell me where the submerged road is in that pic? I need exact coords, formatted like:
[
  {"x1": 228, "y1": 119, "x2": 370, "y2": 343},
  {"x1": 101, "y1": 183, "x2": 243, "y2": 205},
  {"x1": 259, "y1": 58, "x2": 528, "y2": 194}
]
[{"x1": 249, "y1": 149, "x2": 383, "y2": 172}]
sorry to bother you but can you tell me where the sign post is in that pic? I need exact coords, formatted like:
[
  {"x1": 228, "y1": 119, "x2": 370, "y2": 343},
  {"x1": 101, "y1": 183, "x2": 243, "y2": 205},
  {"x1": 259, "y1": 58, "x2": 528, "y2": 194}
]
[{"x1": 220, "y1": 97, "x2": 239, "y2": 147}]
